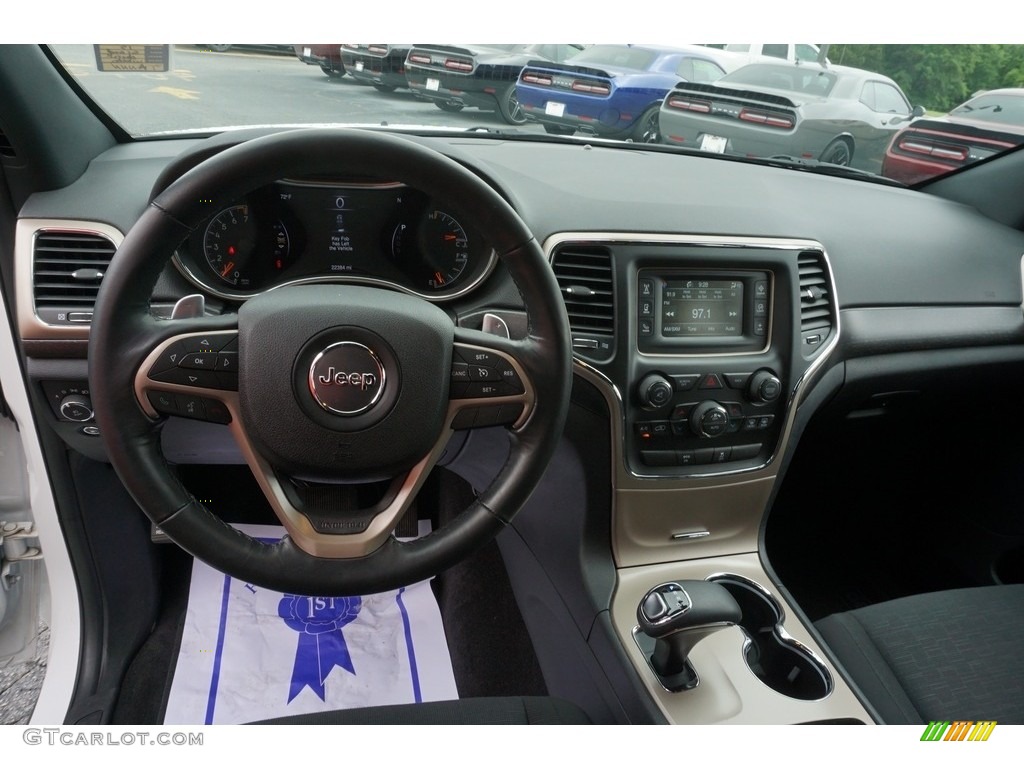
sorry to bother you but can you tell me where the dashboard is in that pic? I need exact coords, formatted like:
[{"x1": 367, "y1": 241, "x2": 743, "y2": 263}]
[{"x1": 11, "y1": 128, "x2": 1024, "y2": 726}]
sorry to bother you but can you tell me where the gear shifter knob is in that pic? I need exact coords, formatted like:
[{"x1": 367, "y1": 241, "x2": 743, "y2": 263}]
[{"x1": 636, "y1": 580, "x2": 742, "y2": 690}]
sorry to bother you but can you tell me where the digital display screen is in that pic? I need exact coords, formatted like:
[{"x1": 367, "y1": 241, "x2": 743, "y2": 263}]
[{"x1": 661, "y1": 279, "x2": 743, "y2": 337}]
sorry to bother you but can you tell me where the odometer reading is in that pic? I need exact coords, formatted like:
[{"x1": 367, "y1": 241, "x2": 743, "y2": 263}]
[{"x1": 661, "y1": 279, "x2": 743, "y2": 337}]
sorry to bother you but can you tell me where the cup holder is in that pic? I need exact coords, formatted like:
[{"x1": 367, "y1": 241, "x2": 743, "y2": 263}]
[{"x1": 708, "y1": 574, "x2": 832, "y2": 701}]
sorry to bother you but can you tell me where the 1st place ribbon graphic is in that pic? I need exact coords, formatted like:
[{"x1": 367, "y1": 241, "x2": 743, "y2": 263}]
[{"x1": 278, "y1": 595, "x2": 362, "y2": 702}]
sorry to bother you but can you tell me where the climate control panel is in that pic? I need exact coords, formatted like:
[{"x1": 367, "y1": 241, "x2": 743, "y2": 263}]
[{"x1": 629, "y1": 368, "x2": 783, "y2": 473}]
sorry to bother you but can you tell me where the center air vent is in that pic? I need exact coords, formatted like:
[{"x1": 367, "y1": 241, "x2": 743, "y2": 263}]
[
  {"x1": 551, "y1": 244, "x2": 615, "y2": 357},
  {"x1": 32, "y1": 230, "x2": 117, "y2": 325},
  {"x1": 798, "y1": 251, "x2": 833, "y2": 357}
]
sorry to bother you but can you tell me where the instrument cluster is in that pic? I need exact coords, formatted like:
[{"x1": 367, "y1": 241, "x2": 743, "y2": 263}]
[{"x1": 172, "y1": 180, "x2": 496, "y2": 301}]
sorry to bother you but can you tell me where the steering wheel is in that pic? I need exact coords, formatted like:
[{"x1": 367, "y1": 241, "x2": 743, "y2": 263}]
[{"x1": 88, "y1": 128, "x2": 571, "y2": 596}]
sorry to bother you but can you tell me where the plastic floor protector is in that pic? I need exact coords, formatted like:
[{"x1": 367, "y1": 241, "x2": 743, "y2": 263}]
[{"x1": 163, "y1": 523, "x2": 458, "y2": 724}]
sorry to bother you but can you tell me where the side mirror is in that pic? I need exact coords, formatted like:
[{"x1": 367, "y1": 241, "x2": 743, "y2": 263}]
[{"x1": 912, "y1": 105, "x2": 926, "y2": 118}]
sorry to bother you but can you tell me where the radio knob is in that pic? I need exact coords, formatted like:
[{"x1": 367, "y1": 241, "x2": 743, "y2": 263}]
[
  {"x1": 59, "y1": 394, "x2": 94, "y2": 422},
  {"x1": 747, "y1": 370, "x2": 782, "y2": 404},
  {"x1": 690, "y1": 401, "x2": 729, "y2": 438},
  {"x1": 637, "y1": 374, "x2": 674, "y2": 410}
]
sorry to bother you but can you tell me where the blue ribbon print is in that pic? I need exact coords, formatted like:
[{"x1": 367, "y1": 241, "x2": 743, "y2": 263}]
[{"x1": 278, "y1": 594, "x2": 362, "y2": 703}]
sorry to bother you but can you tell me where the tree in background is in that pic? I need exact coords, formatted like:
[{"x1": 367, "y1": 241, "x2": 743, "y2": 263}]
[{"x1": 830, "y1": 45, "x2": 1024, "y2": 112}]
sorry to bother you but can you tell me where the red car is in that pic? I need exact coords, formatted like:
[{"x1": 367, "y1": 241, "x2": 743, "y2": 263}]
[
  {"x1": 293, "y1": 44, "x2": 346, "y2": 79},
  {"x1": 882, "y1": 88, "x2": 1024, "y2": 184}
]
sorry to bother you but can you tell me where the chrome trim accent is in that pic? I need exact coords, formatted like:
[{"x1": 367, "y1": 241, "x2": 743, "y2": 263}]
[
  {"x1": 706, "y1": 572, "x2": 834, "y2": 701},
  {"x1": 307, "y1": 341, "x2": 386, "y2": 416},
  {"x1": 639, "y1": 582, "x2": 692, "y2": 627},
  {"x1": 545, "y1": 232, "x2": 841, "y2": 484},
  {"x1": 15, "y1": 218, "x2": 125, "y2": 340},
  {"x1": 672, "y1": 530, "x2": 711, "y2": 541}
]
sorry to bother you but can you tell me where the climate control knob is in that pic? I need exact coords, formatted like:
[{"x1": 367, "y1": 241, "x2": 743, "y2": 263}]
[
  {"x1": 690, "y1": 401, "x2": 729, "y2": 438},
  {"x1": 637, "y1": 374, "x2": 674, "y2": 410},
  {"x1": 747, "y1": 370, "x2": 782, "y2": 404}
]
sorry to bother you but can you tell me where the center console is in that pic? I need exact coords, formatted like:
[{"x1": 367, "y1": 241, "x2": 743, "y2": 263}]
[{"x1": 546, "y1": 233, "x2": 867, "y2": 724}]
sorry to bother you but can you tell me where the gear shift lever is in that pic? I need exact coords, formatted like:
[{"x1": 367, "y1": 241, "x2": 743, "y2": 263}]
[{"x1": 636, "y1": 581, "x2": 742, "y2": 691}]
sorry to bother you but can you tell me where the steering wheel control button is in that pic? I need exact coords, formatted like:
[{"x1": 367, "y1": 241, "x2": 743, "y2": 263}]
[
  {"x1": 175, "y1": 394, "x2": 206, "y2": 420},
  {"x1": 148, "y1": 391, "x2": 179, "y2": 415},
  {"x1": 179, "y1": 352, "x2": 218, "y2": 370},
  {"x1": 468, "y1": 365, "x2": 497, "y2": 382},
  {"x1": 148, "y1": 340, "x2": 187, "y2": 376},
  {"x1": 450, "y1": 362, "x2": 470, "y2": 381},
  {"x1": 308, "y1": 341, "x2": 386, "y2": 416}
]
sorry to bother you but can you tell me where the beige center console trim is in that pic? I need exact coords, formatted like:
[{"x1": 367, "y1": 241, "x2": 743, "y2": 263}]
[{"x1": 613, "y1": 555, "x2": 872, "y2": 724}]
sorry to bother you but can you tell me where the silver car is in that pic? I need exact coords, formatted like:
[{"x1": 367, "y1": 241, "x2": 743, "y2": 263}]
[{"x1": 659, "y1": 61, "x2": 924, "y2": 173}]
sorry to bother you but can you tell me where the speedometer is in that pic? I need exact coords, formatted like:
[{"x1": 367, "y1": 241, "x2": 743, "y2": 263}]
[
  {"x1": 390, "y1": 210, "x2": 470, "y2": 291},
  {"x1": 203, "y1": 204, "x2": 290, "y2": 288}
]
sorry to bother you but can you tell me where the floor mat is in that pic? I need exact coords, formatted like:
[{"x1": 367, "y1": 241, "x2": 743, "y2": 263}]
[{"x1": 163, "y1": 524, "x2": 457, "y2": 724}]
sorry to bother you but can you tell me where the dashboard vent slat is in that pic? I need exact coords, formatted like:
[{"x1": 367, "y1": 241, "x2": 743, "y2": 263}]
[
  {"x1": 32, "y1": 230, "x2": 116, "y2": 310},
  {"x1": 552, "y1": 245, "x2": 615, "y2": 352},
  {"x1": 798, "y1": 251, "x2": 834, "y2": 356}
]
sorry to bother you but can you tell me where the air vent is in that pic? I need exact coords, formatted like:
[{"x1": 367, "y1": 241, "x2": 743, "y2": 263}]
[
  {"x1": 798, "y1": 251, "x2": 833, "y2": 356},
  {"x1": 551, "y1": 244, "x2": 615, "y2": 345},
  {"x1": 32, "y1": 230, "x2": 116, "y2": 323},
  {"x1": 0, "y1": 127, "x2": 15, "y2": 159}
]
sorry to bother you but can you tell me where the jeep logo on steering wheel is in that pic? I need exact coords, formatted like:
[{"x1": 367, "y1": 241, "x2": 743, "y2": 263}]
[{"x1": 308, "y1": 342, "x2": 386, "y2": 415}]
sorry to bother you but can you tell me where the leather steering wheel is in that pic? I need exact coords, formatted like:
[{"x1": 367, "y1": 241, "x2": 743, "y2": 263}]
[{"x1": 88, "y1": 128, "x2": 571, "y2": 595}]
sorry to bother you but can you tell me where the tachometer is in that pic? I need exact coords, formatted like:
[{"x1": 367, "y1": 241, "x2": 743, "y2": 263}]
[
  {"x1": 390, "y1": 210, "x2": 469, "y2": 291},
  {"x1": 203, "y1": 204, "x2": 290, "y2": 288}
]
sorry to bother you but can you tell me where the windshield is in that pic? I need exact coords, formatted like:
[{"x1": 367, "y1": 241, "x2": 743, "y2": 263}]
[{"x1": 48, "y1": 43, "x2": 1024, "y2": 185}]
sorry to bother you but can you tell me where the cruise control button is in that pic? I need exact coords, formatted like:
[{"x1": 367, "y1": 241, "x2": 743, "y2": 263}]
[
  {"x1": 495, "y1": 363, "x2": 525, "y2": 393},
  {"x1": 461, "y1": 349, "x2": 502, "y2": 368},
  {"x1": 450, "y1": 363, "x2": 471, "y2": 381},
  {"x1": 468, "y1": 365, "x2": 497, "y2": 382},
  {"x1": 464, "y1": 382, "x2": 504, "y2": 398}
]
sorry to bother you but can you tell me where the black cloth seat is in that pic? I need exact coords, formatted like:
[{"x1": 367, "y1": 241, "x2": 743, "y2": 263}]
[
  {"x1": 252, "y1": 696, "x2": 592, "y2": 725},
  {"x1": 816, "y1": 585, "x2": 1024, "y2": 724}
]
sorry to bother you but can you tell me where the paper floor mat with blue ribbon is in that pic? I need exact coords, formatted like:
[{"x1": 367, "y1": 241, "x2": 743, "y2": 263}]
[{"x1": 163, "y1": 524, "x2": 458, "y2": 725}]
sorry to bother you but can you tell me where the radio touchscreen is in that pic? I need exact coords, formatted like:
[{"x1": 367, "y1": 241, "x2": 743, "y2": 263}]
[
  {"x1": 662, "y1": 279, "x2": 743, "y2": 337},
  {"x1": 637, "y1": 269, "x2": 770, "y2": 354}
]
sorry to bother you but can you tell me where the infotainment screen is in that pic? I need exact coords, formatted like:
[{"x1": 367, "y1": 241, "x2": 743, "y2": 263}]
[{"x1": 661, "y1": 279, "x2": 744, "y2": 337}]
